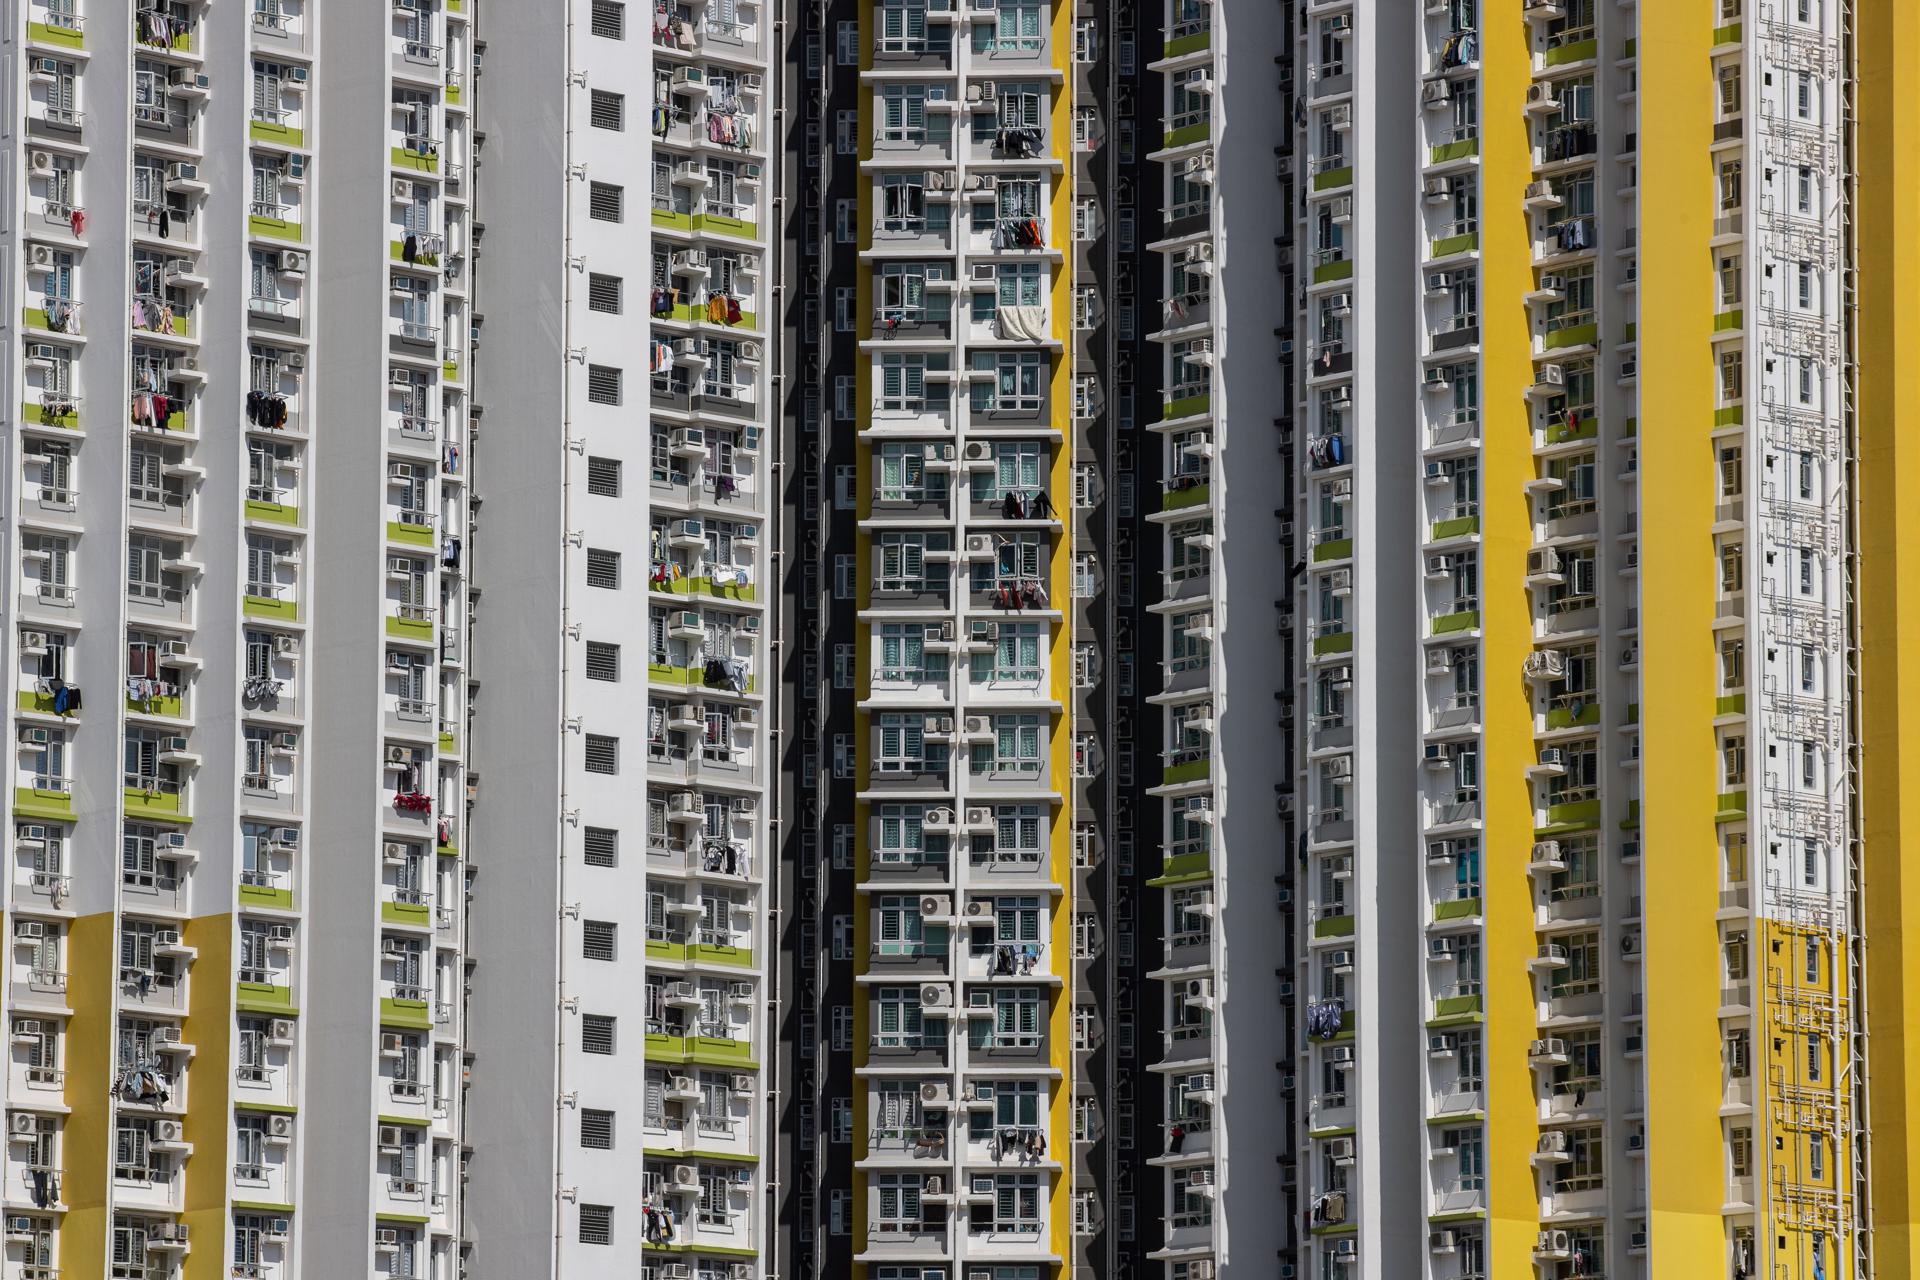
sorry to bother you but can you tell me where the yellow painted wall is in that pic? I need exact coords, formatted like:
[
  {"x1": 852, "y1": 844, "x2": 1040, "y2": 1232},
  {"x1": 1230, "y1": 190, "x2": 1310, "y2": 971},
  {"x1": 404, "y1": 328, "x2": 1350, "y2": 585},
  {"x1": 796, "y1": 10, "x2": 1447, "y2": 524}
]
[
  {"x1": 1637, "y1": 7, "x2": 1728, "y2": 1272},
  {"x1": 1479, "y1": 10, "x2": 1542, "y2": 1274},
  {"x1": 62, "y1": 910, "x2": 115, "y2": 1280},
  {"x1": 1856, "y1": 0, "x2": 1920, "y2": 1271},
  {"x1": 182, "y1": 914, "x2": 233, "y2": 1280}
]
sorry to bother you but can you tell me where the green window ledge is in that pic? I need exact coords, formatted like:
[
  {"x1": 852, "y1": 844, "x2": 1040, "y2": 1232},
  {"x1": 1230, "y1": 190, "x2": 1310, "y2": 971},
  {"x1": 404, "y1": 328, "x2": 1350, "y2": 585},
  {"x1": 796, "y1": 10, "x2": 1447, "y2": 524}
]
[
  {"x1": 1713, "y1": 309, "x2": 1744, "y2": 332},
  {"x1": 1544, "y1": 38, "x2": 1597, "y2": 67},
  {"x1": 1715, "y1": 791, "x2": 1748, "y2": 822},
  {"x1": 245, "y1": 596, "x2": 300, "y2": 622},
  {"x1": 387, "y1": 521, "x2": 435, "y2": 548},
  {"x1": 381, "y1": 901, "x2": 433, "y2": 927},
  {"x1": 662, "y1": 302, "x2": 761, "y2": 332},
  {"x1": 249, "y1": 121, "x2": 306, "y2": 148},
  {"x1": 1434, "y1": 897, "x2": 1481, "y2": 921},
  {"x1": 1163, "y1": 30, "x2": 1211, "y2": 58},
  {"x1": 1161, "y1": 759, "x2": 1211, "y2": 787},
  {"x1": 1313, "y1": 537, "x2": 1353, "y2": 563},
  {"x1": 1432, "y1": 993, "x2": 1484, "y2": 1018},
  {"x1": 28, "y1": 22, "x2": 84, "y2": 48},
  {"x1": 1311, "y1": 1223, "x2": 1360, "y2": 1238},
  {"x1": 1715, "y1": 693, "x2": 1747, "y2": 716},
  {"x1": 386, "y1": 615, "x2": 434, "y2": 641},
  {"x1": 437, "y1": 840, "x2": 460, "y2": 858},
  {"x1": 391, "y1": 147, "x2": 440, "y2": 174},
  {"x1": 1430, "y1": 516, "x2": 1478, "y2": 541},
  {"x1": 1430, "y1": 138, "x2": 1479, "y2": 164},
  {"x1": 1544, "y1": 322, "x2": 1597, "y2": 350},
  {"x1": 1429, "y1": 233, "x2": 1479, "y2": 259},
  {"x1": 649, "y1": 208, "x2": 761, "y2": 241},
  {"x1": 234, "y1": 1198, "x2": 297, "y2": 1215},
  {"x1": 238, "y1": 982, "x2": 296, "y2": 1015},
  {"x1": 248, "y1": 215, "x2": 304, "y2": 243},
  {"x1": 380, "y1": 997, "x2": 434, "y2": 1030},
  {"x1": 1314, "y1": 914, "x2": 1355, "y2": 939},
  {"x1": 645, "y1": 1033, "x2": 759, "y2": 1070},
  {"x1": 239, "y1": 883, "x2": 294, "y2": 910},
  {"x1": 1713, "y1": 22, "x2": 1743, "y2": 45},
  {"x1": 1160, "y1": 392, "x2": 1211, "y2": 423},
  {"x1": 12, "y1": 787, "x2": 73, "y2": 823},
  {"x1": 1312, "y1": 166, "x2": 1353, "y2": 192},
  {"x1": 21, "y1": 402, "x2": 80, "y2": 429},
  {"x1": 1545, "y1": 702, "x2": 1601, "y2": 730},
  {"x1": 1314, "y1": 631, "x2": 1354, "y2": 656},
  {"x1": 1432, "y1": 610, "x2": 1479, "y2": 636},
  {"x1": 1714, "y1": 406, "x2": 1745, "y2": 427},
  {"x1": 245, "y1": 499, "x2": 300, "y2": 527},
  {"x1": 1313, "y1": 258, "x2": 1355, "y2": 284},
  {"x1": 650, "y1": 575, "x2": 759, "y2": 603},
  {"x1": 124, "y1": 786, "x2": 188, "y2": 823},
  {"x1": 1161, "y1": 484, "x2": 1211, "y2": 513}
]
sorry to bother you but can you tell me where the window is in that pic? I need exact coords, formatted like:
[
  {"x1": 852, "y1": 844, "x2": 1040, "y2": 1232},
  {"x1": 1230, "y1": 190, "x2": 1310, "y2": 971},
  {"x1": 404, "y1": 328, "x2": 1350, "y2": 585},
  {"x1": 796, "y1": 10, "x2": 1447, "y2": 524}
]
[
  {"x1": 582, "y1": 920, "x2": 617, "y2": 961},
  {"x1": 585, "y1": 642, "x2": 620, "y2": 682},
  {"x1": 587, "y1": 273, "x2": 622, "y2": 313},
  {"x1": 586, "y1": 457, "x2": 621, "y2": 496},
  {"x1": 586, "y1": 549, "x2": 621, "y2": 589},
  {"x1": 581, "y1": 1108, "x2": 615, "y2": 1149},
  {"x1": 581, "y1": 1015, "x2": 617, "y2": 1055},
  {"x1": 589, "y1": 90, "x2": 625, "y2": 130},
  {"x1": 584, "y1": 827, "x2": 618, "y2": 867},
  {"x1": 584, "y1": 734, "x2": 619, "y2": 775},
  {"x1": 578, "y1": 1203, "x2": 614, "y2": 1245},
  {"x1": 588, "y1": 182, "x2": 624, "y2": 221},
  {"x1": 587, "y1": 365, "x2": 623, "y2": 405},
  {"x1": 590, "y1": 0, "x2": 625, "y2": 38}
]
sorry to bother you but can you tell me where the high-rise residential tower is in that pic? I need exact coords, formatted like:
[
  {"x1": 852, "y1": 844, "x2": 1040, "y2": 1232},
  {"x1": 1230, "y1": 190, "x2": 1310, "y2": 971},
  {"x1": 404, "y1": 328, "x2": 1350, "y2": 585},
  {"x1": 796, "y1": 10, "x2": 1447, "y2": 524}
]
[{"x1": 4, "y1": 0, "x2": 476, "y2": 1276}]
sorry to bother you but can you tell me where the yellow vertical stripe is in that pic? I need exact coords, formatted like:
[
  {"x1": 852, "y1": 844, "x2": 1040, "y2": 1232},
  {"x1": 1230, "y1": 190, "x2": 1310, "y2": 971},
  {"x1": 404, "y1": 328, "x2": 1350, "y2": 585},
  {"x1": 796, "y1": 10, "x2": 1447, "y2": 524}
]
[
  {"x1": 1857, "y1": 0, "x2": 1920, "y2": 1269},
  {"x1": 1638, "y1": 8, "x2": 1730, "y2": 1272},
  {"x1": 62, "y1": 910, "x2": 116, "y2": 1280},
  {"x1": 181, "y1": 914, "x2": 233, "y2": 1280}
]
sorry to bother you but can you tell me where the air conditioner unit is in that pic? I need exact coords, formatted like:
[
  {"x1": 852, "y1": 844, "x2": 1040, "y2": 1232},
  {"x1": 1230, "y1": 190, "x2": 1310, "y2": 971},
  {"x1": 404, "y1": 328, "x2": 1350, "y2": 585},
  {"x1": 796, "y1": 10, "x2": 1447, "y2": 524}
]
[
  {"x1": 1430, "y1": 1229, "x2": 1458, "y2": 1254},
  {"x1": 921, "y1": 1080, "x2": 951, "y2": 1105},
  {"x1": 1425, "y1": 554, "x2": 1452, "y2": 579},
  {"x1": 375, "y1": 1229, "x2": 401, "y2": 1249},
  {"x1": 1425, "y1": 646, "x2": 1454, "y2": 675},
  {"x1": 166, "y1": 161, "x2": 200, "y2": 186},
  {"x1": 1524, "y1": 648, "x2": 1567, "y2": 679},
  {"x1": 385, "y1": 744, "x2": 412, "y2": 764},
  {"x1": 29, "y1": 151, "x2": 53, "y2": 175},
  {"x1": 1538, "y1": 1133, "x2": 1568, "y2": 1155},
  {"x1": 266, "y1": 1218, "x2": 291, "y2": 1239},
  {"x1": 1327, "y1": 755, "x2": 1353, "y2": 780},
  {"x1": 1428, "y1": 937, "x2": 1457, "y2": 960},
  {"x1": 279, "y1": 251, "x2": 307, "y2": 275},
  {"x1": 29, "y1": 57, "x2": 59, "y2": 81},
  {"x1": 1329, "y1": 103, "x2": 1352, "y2": 131},
  {"x1": 154, "y1": 1120, "x2": 182, "y2": 1142},
  {"x1": 1326, "y1": 291, "x2": 1352, "y2": 316},
  {"x1": 1538, "y1": 272, "x2": 1567, "y2": 296},
  {"x1": 1525, "y1": 179, "x2": 1558, "y2": 203},
  {"x1": 1325, "y1": 1137, "x2": 1355, "y2": 1163},
  {"x1": 11, "y1": 1114, "x2": 38, "y2": 1135},
  {"x1": 1527, "y1": 82, "x2": 1558, "y2": 109},
  {"x1": 1185, "y1": 977, "x2": 1213, "y2": 1001},
  {"x1": 1423, "y1": 366, "x2": 1452, "y2": 392},
  {"x1": 964, "y1": 900, "x2": 989, "y2": 918},
  {"x1": 920, "y1": 984, "x2": 952, "y2": 1009},
  {"x1": 270, "y1": 1019, "x2": 296, "y2": 1044},
  {"x1": 284, "y1": 350, "x2": 306, "y2": 371},
  {"x1": 378, "y1": 1123, "x2": 406, "y2": 1146},
  {"x1": 1327, "y1": 950, "x2": 1353, "y2": 972},
  {"x1": 918, "y1": 895, "x2": 951, "y2": 917},
  {"x1": 13, "y1": 922, "x2": 45, "y2": 942},
  {"x1": 731, "y1": 1074, "x2": 754, "y2": 1093},
  {"x1": 1421, "y1": 78, "x2": 1451, "y2": 109},
  {"x1": 1427, "y1": 1033, "x2": 1456, "y2": 1057},
  {"x1": 5, "y1": 1216, "x2": 35, "y2": 1236},
  {"x1": 269, "y1": 1114, "x2": 294, "y2": 1139},
  {"x1": 1329, "y1": 195, "x2": 1352, "y2": 224},
  {"x1": 1423, "y1": 176, "x2": 1449, "y2": 202}
]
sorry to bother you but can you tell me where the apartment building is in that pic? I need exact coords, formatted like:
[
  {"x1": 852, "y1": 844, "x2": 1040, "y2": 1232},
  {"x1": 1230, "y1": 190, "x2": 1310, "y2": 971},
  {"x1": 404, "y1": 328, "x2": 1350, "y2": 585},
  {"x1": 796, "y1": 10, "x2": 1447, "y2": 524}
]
[
  {"x1": 465, "y1": 0, "x2": 778, "y2": 1276},
  {"x1": 3, "y1": 0, "x2": 476, "y2": 1277}
]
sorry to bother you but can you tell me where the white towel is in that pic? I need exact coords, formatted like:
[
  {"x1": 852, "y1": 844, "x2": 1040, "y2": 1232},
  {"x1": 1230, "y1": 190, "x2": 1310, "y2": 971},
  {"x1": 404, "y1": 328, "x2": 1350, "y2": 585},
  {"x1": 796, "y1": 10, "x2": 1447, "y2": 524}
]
[{"x1": 998, "y1": 305, "x2": 1048, "y2": 342}]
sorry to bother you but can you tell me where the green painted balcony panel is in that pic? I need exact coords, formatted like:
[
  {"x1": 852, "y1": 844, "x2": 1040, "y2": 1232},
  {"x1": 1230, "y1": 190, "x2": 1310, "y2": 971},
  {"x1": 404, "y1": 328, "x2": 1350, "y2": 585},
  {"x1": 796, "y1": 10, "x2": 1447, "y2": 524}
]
[
  {"x1": 1147, "y1": 851, "x2": 1212, "y2": 888},
  {"x1": 124, "y1": 786, "x2": 187, "y2": 823},
  {"x1": 1163, "y1": 121, "x2": 1212, "y2": 150},
  {"x1": 1432, "y1": 993, "x2": 1484, "y2": 1018},
  {"x1": 1312, "y1": 166, "x2": 1353, "y2": 192},
  {"x1": 1161, "y1": 484, "x2": 1211, "y2": 513},
  {"x1": 1163, "y1": 29, "x2": 1211, "y2": 57},
  {"x1": 238, "y1": 883, "x2": 294, "y2": 910},
  {"x1": 1540, "y1": 799, "x2": 1601, "y2": 832},
  {"x1": 1715, "y1": 693, "x2": 1747, "y2": 716},
  {"x1": 387, "y1": 521, "x2": 435, "y2": 548},
  {"x1": 1715, "y1": 790, "x2": 1748, "y2": 821},
  {"x1": 1432, "y1": 610, "x2": 1480, "y2": 636},
  {"x1": 1544, "y1": 37, "x2": 1598, "y2": 67},
  {"x1": 1313, "y1": 631, "x2": 1354, "y2": 656},
  {"x1": 1712, "y1": 22, "x2": 1743, "y2": 45},
  {"x1": 1314, "y1": 914, "x2": 1355, "y2": 939},
  {"x1": 1160, "y1": 393, "x2": 1211, "y2": 423},
  {"x1": 1544, "y1": 322, "x2": 1598, "y2": 351},
  {"x1": 1313, "y1": 258, "x2": 1355, "y2": 284},
  {"x1": 246, "y1": 596, "x2": 300, "y2": 623},
  {"x1": 1713, "y1": 309, "x2": 1745, "y2": 332},
  {"x1": 379, "y1": 997, "x2": 434, "y2": 1030},
  {"x1": 1434, "y1": 897, "x2": 1481, "y2": 921},
  {"x1": 250, "y1": 120, "x2": 305, "y2": 147},
  {"x1": 381, "y1": 901, "x2": 433, "y2": 928},
  {"x1": 237, "y1": 982, "x2": 296, "y2": 1015},
  {"x1": 1430, "y1": 517, "x2": 1479, "y2": 541},
  {"x1": 245, "y1": 499, "x2": 300, "y2": 527},
  {"x1": 1429, "y1": 232, "x2": 1479, "y2": 259},
  {"x1": 28, "y1": 21, "x2": 85, "y2": 48},
  {"x1": 248, "y1": 215, "x2": 303, "y2": 243},
  {"x1": 1313, "y1": 537, "x2": 1353, "y2": 563},
  {"x1": 21, "y1": 402, "x2": 80, "y2": 429},
  {"x1": 17, "y1": 691, "x2": 76, "y2": 717},
  {"x1": 1430, "y1": 138, "x2": 1480, "y2": 164},
  {"x1": 391, "y1": 147, "x2": 440, "y2": 174},
  {"x1": 1545, "y1": 702, "x2": 1601, "y2": 730},
  {"x1": 1543, "y1": 418, "x2": 1599, "y2": 445},
  {"x1": 124, "y1": 693, "x2": 183, "y2": 718},
  {"x1": 385, "y1": 615, "x2": 433, "y2": 642},
  {"x1": 12, "y1": 786, "x2": 73, "y2": 823},
  {"x1": 1161, "y1": 758, "x2": 1211, "y2": 787},
  {"x1": 1714, "y1": 406, "x2": 1745, "y2": 427}
]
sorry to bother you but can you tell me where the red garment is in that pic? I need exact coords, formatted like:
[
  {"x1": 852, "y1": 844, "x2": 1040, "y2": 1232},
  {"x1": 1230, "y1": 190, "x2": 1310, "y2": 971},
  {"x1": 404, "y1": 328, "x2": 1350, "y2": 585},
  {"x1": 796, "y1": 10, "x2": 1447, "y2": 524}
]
[
  {"x1": 726, "y1": 296, "x2": 742, "y2": 325},
  {"x1": 70, "y1": 208, "x2": 86, "y2": 236}
]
